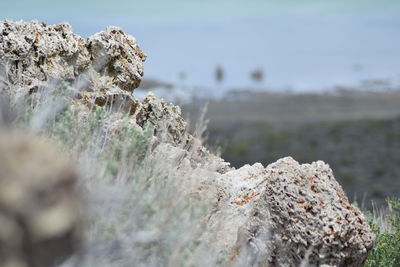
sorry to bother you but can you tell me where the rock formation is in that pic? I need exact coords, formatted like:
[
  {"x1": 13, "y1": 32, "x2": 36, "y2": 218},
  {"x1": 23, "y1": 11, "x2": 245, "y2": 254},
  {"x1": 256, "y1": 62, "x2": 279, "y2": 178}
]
[
  {"x1": 0, "y1": 19, "x2": 375, "y2": 266},
  {"x1": 218, "y1": 158, "x2": 374, "y2": 266},
  {"x1": 0, "y1": 19, "x2": 146, "y2": 108}
]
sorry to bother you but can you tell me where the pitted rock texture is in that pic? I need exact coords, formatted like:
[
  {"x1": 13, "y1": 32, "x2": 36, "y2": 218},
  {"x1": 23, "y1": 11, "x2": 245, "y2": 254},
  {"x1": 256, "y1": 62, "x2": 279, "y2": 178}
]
[
  {"x1": 135, "y1": 93, "x2": 232, "y2": 172},
  {"x1": 0, "y1": 132, "x2": 80, "y2": 267},
  {"x1": 0, "y1": 20, "x2": 85, "y2": 97},
  {"x1": 0, "y1": 19, "x2": 146, "y2": 98},
  {"x1": 137, "y1": 92, "x2": 188, "y2": 146},
  {"x1": 218, "y1": 157, "x2": 375, "y2": 266},
  {"x1": 87, "y1": 26, "x2": 146, "y2": 91},
  {"x1": 264, "y1": 157, "x2": 374, "y2": 266}
]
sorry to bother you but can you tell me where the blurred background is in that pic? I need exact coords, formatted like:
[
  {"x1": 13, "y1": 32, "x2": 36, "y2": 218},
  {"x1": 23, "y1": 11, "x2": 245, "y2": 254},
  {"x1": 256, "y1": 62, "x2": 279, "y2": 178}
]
[{"x1": 2, "y1": 0, "x2": 400, "y2": 207}]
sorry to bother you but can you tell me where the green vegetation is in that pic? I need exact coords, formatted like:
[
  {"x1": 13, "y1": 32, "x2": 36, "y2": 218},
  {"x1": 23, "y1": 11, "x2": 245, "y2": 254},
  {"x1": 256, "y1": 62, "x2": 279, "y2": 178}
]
[
  {"x1": 46, "y1": 106, "x2": 211, "y2": 265},
  {"x1": 3, "y1": 87, "x2": 400, "y2": 265},
  {"x1": 365, "y1": 199, "x2": 400, "y2": 267},
  {"x1": 0, "y1": 88, "x2": 216, "y2": 266}
]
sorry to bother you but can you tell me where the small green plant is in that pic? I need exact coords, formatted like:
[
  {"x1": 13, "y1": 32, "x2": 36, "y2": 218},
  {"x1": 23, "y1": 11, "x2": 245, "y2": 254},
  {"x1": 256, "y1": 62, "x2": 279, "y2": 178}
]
[{"x1": 365, "y1": 198, "x2": 400, "y2": 267}]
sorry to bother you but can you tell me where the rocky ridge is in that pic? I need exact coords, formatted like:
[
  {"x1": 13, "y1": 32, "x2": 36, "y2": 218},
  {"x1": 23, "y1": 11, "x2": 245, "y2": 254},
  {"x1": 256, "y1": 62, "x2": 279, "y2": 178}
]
[{"x1": 0, "y1": 19, "x2": 374, "y2": 266}]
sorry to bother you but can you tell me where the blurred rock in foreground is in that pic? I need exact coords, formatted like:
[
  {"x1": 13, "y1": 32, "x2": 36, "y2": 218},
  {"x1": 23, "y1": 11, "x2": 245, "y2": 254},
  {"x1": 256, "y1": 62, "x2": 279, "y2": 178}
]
[{"x1": 0, "y1": 132, "x2": 80, "y2": 267}]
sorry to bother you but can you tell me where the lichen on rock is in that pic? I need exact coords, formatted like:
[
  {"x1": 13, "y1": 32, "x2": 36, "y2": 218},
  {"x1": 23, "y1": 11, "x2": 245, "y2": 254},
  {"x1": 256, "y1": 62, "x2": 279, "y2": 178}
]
[
  {"x1": 200, "y1": 157, "x2": 375, "y2": 266},
  {"x1": 226, "y1": 157, "x2": 375, "y2": 266},
  {"x1": 263, "y1": 157, "x2": 374, "y2": 266}
]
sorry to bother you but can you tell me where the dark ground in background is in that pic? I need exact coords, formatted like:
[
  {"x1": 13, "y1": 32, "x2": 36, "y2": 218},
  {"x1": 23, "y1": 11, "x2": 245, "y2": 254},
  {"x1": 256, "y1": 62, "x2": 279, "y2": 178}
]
[{"x1": 183, "y1": 90, "x2": 400, "y2": 208}]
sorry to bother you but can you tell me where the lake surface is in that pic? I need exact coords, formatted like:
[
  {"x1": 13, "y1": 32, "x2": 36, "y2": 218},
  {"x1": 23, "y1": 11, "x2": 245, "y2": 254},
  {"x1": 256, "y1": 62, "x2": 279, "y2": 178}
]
[{"x1": 2, "y1": 1, "x2": 400, "y2": 92}]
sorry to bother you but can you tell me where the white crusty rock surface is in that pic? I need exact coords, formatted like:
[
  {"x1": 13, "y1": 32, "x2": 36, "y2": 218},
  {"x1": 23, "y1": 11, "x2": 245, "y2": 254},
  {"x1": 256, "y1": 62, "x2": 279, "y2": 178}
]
[
  {"x1": 87, "y1": 26, "x2": 146, "y2": 91},
  {"x1": 0, "y1": 19, "x2": 375, "y2": 266},
  {"x1": 0, "y1": 19, "x2": 146, "y2": 99},
  {"x1": 195, "y1": 157, "x2": 374, "y2": 266},
  {"x1": 264, "y1": 158, "x2": 374, "y2": 266}
]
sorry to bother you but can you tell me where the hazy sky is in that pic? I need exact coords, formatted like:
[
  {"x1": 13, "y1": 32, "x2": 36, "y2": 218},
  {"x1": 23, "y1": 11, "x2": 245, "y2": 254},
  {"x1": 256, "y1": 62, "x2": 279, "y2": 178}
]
[{"x1": 2, "y1": 0, "x2": 400, "y2": 19}]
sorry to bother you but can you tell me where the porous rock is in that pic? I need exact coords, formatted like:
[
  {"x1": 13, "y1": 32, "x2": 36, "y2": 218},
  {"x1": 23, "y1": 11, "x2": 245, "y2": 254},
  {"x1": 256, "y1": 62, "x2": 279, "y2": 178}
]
[
  {"x1": 0, "y1": 19, "x2": 146, "y2": 98},
  {"x1": 87, "y1": 26, "x2": 146, "y2": 91},
  {"x1": 0, "y1": 132, "x2": 80, "y2": 267},
  {"x1": 205, "y1": 163, "x2": 268, "y2": 251},
  {"x1": 134, "y1": 92, "x2": 229, "y2": 170},
  {"x1": 262, "y1": 157, "x2": 374, "y2": 266},
  {"x1": 207, "y1": 157, "x2": 374, "y2": 266},
  {"x1": 136, "y1": 92, "x2": 188, "y2": 146}
]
